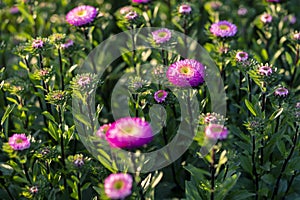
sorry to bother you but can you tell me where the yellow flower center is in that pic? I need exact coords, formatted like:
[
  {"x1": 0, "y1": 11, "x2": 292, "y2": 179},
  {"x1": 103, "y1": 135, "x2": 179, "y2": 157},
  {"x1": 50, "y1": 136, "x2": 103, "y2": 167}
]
[
  {"x1": 158, "y1": 32, "x2": 167, "y2": 38},
  {"x1": 76, "y1": 10, "x2": 86, "y2": 17},
  {"x1": 114, "y1": 180, "x2": 124, "y2": 190},
  {"x1": 219, "y1": 25, "x2": 229, "y2": 30},
  {"x1": 16, "y1": 139, "x2": 23, "y2": 144},
  {"x1": 180, "y1": 66, "x2": 192, "y2": 75}
]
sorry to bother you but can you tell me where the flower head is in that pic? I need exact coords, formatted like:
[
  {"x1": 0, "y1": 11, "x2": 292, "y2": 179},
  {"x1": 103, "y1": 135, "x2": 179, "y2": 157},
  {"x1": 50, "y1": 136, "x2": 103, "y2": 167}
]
[
  {"x1": 202, "y1": 113, "x2": 225, "y2": 124},
  {"x1": 10, "y1": 6, "x2": 19, "y2": 14},
  {"x1": 274, "y1": 87, "x2": 289, "y2": 97},
  {"x1": 29, "y1": 186, "x2": 38, "y2": 195},
  {"x1": 152, "y1": 28, "x2": 172, "y2": 44},
  {"x1": 296, "y1": 102, "x2": 300, "y2": 109},
  {"x1": 210, "y1": 21, "x2": 237, "y2": 38},
  {"x1": 266, "y1": 0, "x2": 280, "y2": 2},
  {"x1": 293, "y1": 32, "x2": 300, "y2": 40},
  {"x1": 73, "y1": 154, "x2": 85, "y2": 167},
  {"x1": 61, "y1": 39, "x2": 74, "y2": 49},
  {"x1": 104, "y1": 173, "x2": 133, "y2": 200},
  {"x1": 154, "y1": 90, "x2": 168, "y2": 103},
  {"x1": 8, "y1": 133, "x2": 30, "y2": 151},
  {"x1": 32, "y1": 39, "x2": 44, "y2": 48},
  {"x1": 236, "y1": 51, "x2": 249, "y2": 62},
  {"x1": 132, "y1": 0, "x2": 150, "y2": 3},
  {"x1": 179, "y1": 4, "x2": 192, "y2": 14},
  {"x1": 96, "y1": 124, "x2": 111, "y2": 139},
  {"x1": 237, "y1": 7, "x2": 248, "y2": 16},
  {"x1": 119, "y1": 6, "x2": 133, "y2": 15},
  {"x1": 106, "y1": 117, "x2": 153, "y2": 148},
  {"x1": 45, "y1": 90, "x2": 67, "y2": 105},
  {"x1": 66, "y1": 5, "x2": 98, "y2": 27},
  {"x1": 167, "y1": 59, "x2": 205, "y2": 87},
  {"x1": 260, "y1": 13, "x2": 272, "y2": 23},
  {"x1": 205, "y1": 124, "x2": 228, "y2": 140},
  {"x1": 258, "y1": 64, "x2": 273, "y2": 76}
]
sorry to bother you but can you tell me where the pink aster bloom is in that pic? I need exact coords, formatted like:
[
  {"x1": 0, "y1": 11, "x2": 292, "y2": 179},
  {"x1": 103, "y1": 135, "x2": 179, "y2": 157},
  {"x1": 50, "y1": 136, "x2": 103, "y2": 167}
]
[
  {"x1": 274, "y1": 87, "x2": 289, "y2": 97},
  {"x1": 10, "y1": 6, "x2": 19, "y2": 14},
  {"x1": 120, "y1": 6, "x2": 133, "y2": 15},
  {"x1": 8, "y1": 133, "x2": 30, "y2": 150},
  {"x1": 260, "y1": 13, "x2": 272, "y2": 23},
  {"x1": 61, "y1": 39, "x2": 74, "y2": 49},
  {"x1": 66, "y1": 5, "x2": 98, "y2": 27},
  {"x1": 125, "y1": 11, "x2": 138, "y2": 20},
  {"x1": 236, "y1": 51, "x2": 249, "y2": 62},
  {"x1": 104, "y1": 173, "x2": 133, "y2": 200},
  {"x1": 293, "y1": 32, "x2": 300, "y2": 40},
  {"x1": 210, "y1": 21, "x2": 237, "y2": 38},
  {"x1": 266, "y1": 0, "x2": 280, "y2": 2},
  {"x1": 96, "y1": 124, "x2": 111, "y2": 139},
  {"x1": 167, "y1": 59, "x2": 205, "y2": 87},
  {"x1": 179, "y1": 4, "x2": 192, "y2": 14},
  {"x1": 205, "y1": 124, "x2": 228, "y2": 140},
  {"x1": 258, "y1": 65, "x2": 273, "y2": 76},
  {"x1": 152, "y1": 28, "x2": 172, "y2": 44},
  {"x1": 132, "y1": 0, "x2": 150, "y2": 4},
  {"x1": 29, "y1": 186, "x2": 38, "y2": 194},
  {"x1": 237, "y1": 7, "x2": 248, "y2": 16},
  {"x1": 32, "y1": 39, "x2": 44, "y2": 48},
  {"x1": 77, "y1": 75, "x2": 91, "y2": 87},
  {"x1": 105, "y1": 117, "x2": 153, "y2": 148},
  {"x1": 154, "y1": 90, "x2": 168, "y2": 103}
]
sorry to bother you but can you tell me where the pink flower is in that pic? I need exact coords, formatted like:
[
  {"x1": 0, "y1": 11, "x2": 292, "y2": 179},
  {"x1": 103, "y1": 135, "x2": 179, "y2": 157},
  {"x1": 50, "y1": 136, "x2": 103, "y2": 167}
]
[
  {"x1": 205, "y1": 124, "x2": 228, "y2": 140},
  {"x1": 237, "y1": 7, "x2": 248, "y2": 16},
  {"x1": 96, "y1": 124, "x2": 111, "y2": 139},
  {"x1": 260, "y1": 13, "x2": 272, "y2": 23},
  {"x1": 179, "y1": 4, "x2": 192, "y2": 14},
  {"x1": 154, "y1": 90, "x2": 168, "y2": 103},
  {"x1": 167, "y1": 59, "x2": 205, "y2": 87},
  {"x1": 125, "y1": 11, "x2": 138, "y2": 21},
  {"x1": 210, "y1": 21, "x2": 238, "y2": 38},
  {"x1": 105, "y1": 117, "x2": 153, "y2": 148},
  {"x1": 274, "y1": 87, "x2": 289, "y2": 97},
  {"x1": 258, "y1": 65, "x2": 273, "y2": 76},
  {"x1": 152, "y1": 28, "x2": 172, "y2": 44},
  {"x1": 293, "y1": 32, "x2": 300, "y2": 40},
  {"x1": 10, "y1": 6, "x2": 19, "y2": 14},
  {"x1": 236, "y1": 51, "x2": 249, "y2": 62},
  {"x1": 66, "y1": 5, "x2": 98, "y2": 27},
  {"x1": 104, "y1": 173, "x2": 133, "y2": 199},
  {"x1": 61, "y1": 39, "x2": 74, "y2": 49},
  {"x1": 32, "y1": 39, "x2": 44, "y2": 48},
  {"x1": 132, "y1": 0, "x2": 150, "y2": 3},
  {"x1": 266, "y1": 0, "x2": 280, "y2": 2},
  {"x1": 8, "y1": 133, "x2": 30, "y2": 150}
]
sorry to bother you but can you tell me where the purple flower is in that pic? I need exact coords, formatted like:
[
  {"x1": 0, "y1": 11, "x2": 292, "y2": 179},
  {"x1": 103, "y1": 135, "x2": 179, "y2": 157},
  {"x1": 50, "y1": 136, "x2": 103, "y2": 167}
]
[
  {"x1": 266, "y1": 0, "x2": 280, "y2": 2},
  {"x1": 104, "y1": 173, "x2": 133, "y2": 200},
  {"x1": 274, "y1": 87, "x2": 289, "y2": 97},
  {"x1": 132, "y1": 0, "x2": 150, "y2": 4},
  {"x1": 125, "y1": 11, "x2": 138, "y2": 21},
  {"x1": 32, "y1": 39, "x2": 44, "y2": 48},
  {"x1": 205, "y1": 124, "x2": 228, "y2": 140},
  {"x1": 8, "y1": 134, "x2": 30, "y2": 151},
  {"x1": 210, "y1": 21, "x2": 237, "y2": 38},
  {"x1": 179, "y1": 4, "x2": 192, "y2": 14},
  {"x1": 260, "y1": 13, "x2": 272, "y2": 23},
  {"x1": 105, "y1": 117, "x2": 153, "y2": 148},
  {"x1": 152, "y1": 28, "x2": 172, "y2": 44},
  {"x1": 66, "y1": 5, "x2": 98, "y2": 27},
  {"x1": 236, "y1": 51, "x2": 249, "y2": 62},
  {"x1": 10, "y1": 6, "x2": 19, "y2": 14},
  {"x1": 237, "y1": 7, "x2": 248, "y2": 16},
  {"x1": 154, "y1": 90, "x2": 168, "y2": 103},
  {"x1": 258, "y1": 65, "x2": 273, "y2": 76},
  {"x1": 61, "y1": 39, "x2": 74, "y2": 49},
  {"x1": 167, "y1": 59, "x2": 205, "y2": 87},
  {"x1": 73, "y1": 154, "x2": 84, "y2": 167}
]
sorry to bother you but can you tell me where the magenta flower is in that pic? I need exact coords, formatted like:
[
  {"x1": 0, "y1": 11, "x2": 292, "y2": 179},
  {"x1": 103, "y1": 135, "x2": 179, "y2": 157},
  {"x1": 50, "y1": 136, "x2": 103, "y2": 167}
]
[
  {"x1": 125, "y1": 11, "x2": 138, "y2": 21},
  {"x1": 8, "y1": 133, "x2": 30, "y2": 150},
  {"x1": 266, "y1": 0, "x2": 280, "y2": 2},
  {"x1": 132, "y1": 0, "x2": 150, "y2": 4},
  {"x1": 154, "y1": 90, "x2": 168, "y2": 103},
  {"x1": 10, "y1": 6, "x2": 19, "y2": 14},
  {"x1": 260, "y1": 13, "x2": 272, "y2": 23},
  {"x1": 210, "y1": 21, "x2": 237, "y2": 38},
  {"x1": 61, "y1": 39, "x2": 74, "y2": 49},
  {"x1": 104, "y1": 173, "x2": 133, "y2": 200},
  {"x1": 32, "y1": 39, "x2": 44, "y2": 48},
  {"x1": 105, "y1": 117, "x2": 153, "y2": 148},
  {"x1": 179, "y1": 4, "x2": 192, "y2": 14},
  {"x1": 167, "y1": 59, "x2": 205, "y2": 87},
  {"x1": 152, "y1": 28, "x2": 172, "y2": 44},
  {"x1": 236, "y1": 51, "x2": 249, "y2": 62},
  {"x1": 274, "y1": 87, "x2": 289, "y2": 97},
  {"x1": 205, "y1": 124, "x2": 228, "y2": 140},
  {"x1": 66, "y1": 5, "x2": 98, "y2": 27},
  {"x1": 96, "y1": 124, "x2": 111, "y2": 139},
  {"x1": 258, "y1": 65, "x2": 273, "y2": 76}
]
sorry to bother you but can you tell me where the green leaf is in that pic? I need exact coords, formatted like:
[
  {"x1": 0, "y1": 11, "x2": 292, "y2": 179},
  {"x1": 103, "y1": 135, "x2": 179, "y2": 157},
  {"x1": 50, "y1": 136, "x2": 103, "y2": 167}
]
[
  {"x1": 1, "y1": 104, "x2": 16, "y2": 125},
  {"x1": 215, "y1": 173, "x2": 241, "y2": 200},
  {"x1": 245, "y1": 99, "x2": 257, "y2": 116},
  {"x1": 48, "y1": 121, "x2": 59, "y2": 141},
  {"x1": 269, "y1": 108, "x2": 283, "y2": 121},
  {"x1": 42, "y1": 111, "x2": 57, "y2": 124}
]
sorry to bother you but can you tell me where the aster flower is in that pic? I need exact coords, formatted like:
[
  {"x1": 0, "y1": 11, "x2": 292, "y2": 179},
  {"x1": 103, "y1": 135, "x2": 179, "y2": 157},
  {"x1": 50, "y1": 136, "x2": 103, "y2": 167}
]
[
  {"x1": 274, "y1": 87, "x2": 289, "y2": 97},
  {"x1": 237, "y1": 7, "x2": 248, "y2": 16},
  {"x1": 96, "y1": 124, "x2": 111, "y2": 139},
  {"x1": 258, "y1": 64, "x2": 273, "y2": 76},
  {"x1": 132, "y1": 0, "x2": 150, "y2": 3},
  {"x1": 104, "y1": 173, "x2": 133, "y2": 200},
  {"x1": 152, "y1": 28, "x2": 172, "y2": 44},
  {"x1": 119, "y1": 6, "x2": 133, "y2": 15},
  {"x1": 8, "y1": 133, "x2": 30, "y2": 151},
  {"x1": 32, "y1": 39, "x2": 44, "y2": 48},
  {"x1": 125, "y1": 11, "x2": 138, "y2": 21},
  {"x1": 260, "y1": 13, "x2": 272, "y2": 23},
  {"x1": 166, "y1": 59, "x2": 205, "y2": 87},
  {"x1": 73, "y1": 154, "x2": 85, "y2": 167},
  {"x1": 29, "y1": 186, "x2": 38, "y2": 195},
  {"x1": 61, "y1": 39, "x2": 74, "y2": 49},
  {"x1": 66, "y1": 5, "x2": 98, "y2": 27},
  {"x1": 296, "y1": 102, "x2": 300, "y2": 109},
  {"x1": 236, "y1": 51, "x2": 249, "y2": 62},
  {"x1": 71, "y1": 73, "x2": 98, "y2": 92},
  {"x1": 105, "y1": 117, "x2": 153, "y2": 148},
  {"x1": 10, "y1": 6, "x2": 19, "y2": 14},
  {"x1": 179, "y1": 4, "x2": 192, "y2": 14},
  {"x1": 205, "y1": 124, "x2": 228, "y2": 140},
  {"x1": 293, "y1": 32, "x2": 300, "y2": 41},
  {"x1": 266, "y1": 0, "x2": 280, "y2": 2},
  {"x1": 210, "y1": 21, "x2": 238, "y2": 38},
  {"x1": 154, "y1": 90, "x2": 168, "y2": 103},
  {"x1": 45, "y1": 90, "x2": 67, "y2": 105},
  {"x1": 209, "y1": 1, "x2": 222, "y2": 10}
]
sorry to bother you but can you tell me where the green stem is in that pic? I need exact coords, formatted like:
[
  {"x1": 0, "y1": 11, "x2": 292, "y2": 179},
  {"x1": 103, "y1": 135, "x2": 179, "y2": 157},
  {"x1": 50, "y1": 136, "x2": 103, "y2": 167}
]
[
  {"x1": 58, "y1": 48, "x2": 64, "y2": 91},
  {"x1": 252, "y1": 135, "x2": 259, "y2": 200},
  {"x1": 210, "y1": 148, "x2": 215, "y2": 200}
]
